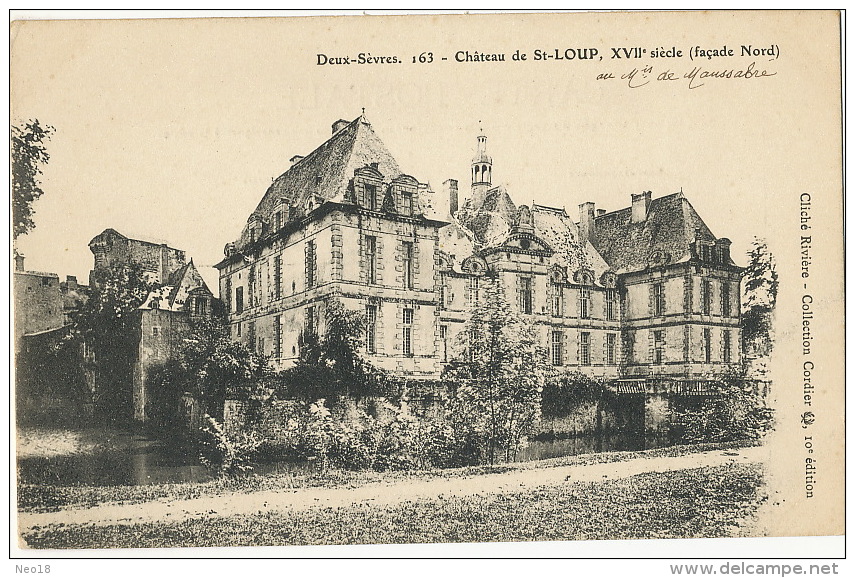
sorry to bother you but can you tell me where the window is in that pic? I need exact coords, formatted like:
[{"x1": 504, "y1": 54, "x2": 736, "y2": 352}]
[
  {"x1": 224, "y1": 277, "x2": 232, "y2": 312},
  {"x1": 551, "y1": 285, "x2": 564, "y2": 317},
  {"x1": 366, "y1": 304, "x2": 377, "y2": 354},
  {"x1": 700, "y1": 244, "x2": 711, "y2": 262},
  {"x1": 653, "y1": 283, "x2": 665, "y2": 317},
  {"x1": 401, "y1": 191, "x2": 414, "y2": 216},
  {"x1": 402, "y1": 241, "x2": 414, "y2": 289},
  {"x1": 257, "y1": 337, "x2": 265, "y2": 355},
  {"x1": 654, "y1": 330, "x2": 665, "y2": 364},
  {"x1": 551, "y1": 331, "x2": 564, "y2": 366},
  {"x1": 192, "y1": 297, "x2": 207, "y2": 316},
  {"x1": 438, "y1": 274, "x2": 448, "y2": 310},
  {"x1": 248, "y1": 264, "x2": 256, "y2": 307},
  {"x1": 235, "y1": 286, "x2": 244, "y2": 314},
  {"x1": 606, "y1": 333, "x2": 617, "y2": 365},
  {"x1": 721, "y1": 282, "x2": 731, "y2": 317},
  {"x1": 152, "y1": 327, "x2": 160, "y2": 337},
  {"x1": 236, "y1": 323, "x2": 242, "y2": 337},
  {"x1": 520, "y1": 277, "x2": 533, "y2": 314},
  {"x1": 723, "y1": 330, "x2": 732, "y2": 363},
  {"x1": 703, "y1": 328, "x2": 712, "y2": 363},
  {"x1": 306, "y1": 305, "x2": 316, "y2": 337},
  {"x1": 274, "y1": 254, "x2": 282, "y2": 300},
  {"x1": 579, "y1": 332, "x2": 591, "y2": 365},
  {"x1": 440, "y1": 324, "x2": 448, "y2": 362},
  {"x1": 701, "y1": 279, "x2": 711, "y2": 315},
  {"x1": 365, "y1": 236, "x2": 377, "y2": 284},
  {"x1": 579, "y1": 288, "x2": 591, "y2": 319},
  {"x1": 306, "y1": 239, "x2": 317, "y2": 288},
  {"x1": 273, "y1": 315, "x2": 282, "y2": 358},
  {"x1": 274, "y1": 210, "x2": 282, "y2": 231},
  {"x1": 623, "y1": 333, "x2": 634, "y2": 364},
  {"x1": 248, "y1": 322, "x2": 256, "y2": 352},
  {"x1": 467, "y1": 276, "x2": 480, "y2": 306},
  {"x1": 402, "y1": 308, "x2": 413, "y2": 356},
  {"x1": 605, "y1": 289, "x2": 618, "y2": 321},
  {"x1": 366, "y1": 184, "x2": 378, "y2": 210}
]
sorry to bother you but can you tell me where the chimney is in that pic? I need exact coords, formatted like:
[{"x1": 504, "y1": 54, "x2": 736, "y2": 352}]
[
  {"x1": 65, "y1": 275, "x2": 78, "y2": 291},
  {"x1": 332, "y1": 119, "x2": 350, "y2": 134},
  {"x1": 716, "y1": 238, "x2": 732, "y2": 263},
  {"x1": 631, "y1": 191, "x2": 652, "y2": 223},
  {"x1": 596, "y1": 209, "x2": 606, "y2": 217},
  {"x1": 444, "y1": 179, "x2": 459, "y2": 216},
  {"x1": 289, "y1": 155, "x2": 304, "y2": 165},
  {"x1": 578, "y1": 202, "x2": 596, "y2": 244},
  {"x1": 14, "y1": 253, "x2": 24, "y2": 272}
]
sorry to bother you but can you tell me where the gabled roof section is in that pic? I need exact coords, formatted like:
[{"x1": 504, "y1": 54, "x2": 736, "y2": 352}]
[
  {"x1": 456, "y1": 184, "x2": 517, "y2": 245},
  {"x1": 593, "y1": 192, "x2": 719, "y2": 274},
  {"x1": 141, "y1": 260, "x2": 212, "y2": 312},
  {"x1": 529, "y1": 205, "x2": 610, "y2": 280},
  {"x1": 250, "y1": 114, "x2": 402, "y2": 224}
]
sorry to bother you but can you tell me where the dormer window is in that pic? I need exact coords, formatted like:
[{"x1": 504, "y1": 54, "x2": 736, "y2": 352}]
[
  {"x1": 366, "y1": 184, "x2": 378, "y2": 210},
  {"x1": 401, "y1": 191, "x2": 414, "y2": 216}
]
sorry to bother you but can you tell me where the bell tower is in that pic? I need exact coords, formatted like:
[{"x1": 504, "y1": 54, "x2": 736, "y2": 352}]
[{"x1": 471, "y1": 126, "x2": 492, "y2": 197}]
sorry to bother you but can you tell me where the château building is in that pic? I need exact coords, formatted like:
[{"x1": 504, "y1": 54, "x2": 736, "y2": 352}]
[{"x1": 215, "y1": 115, "x2": 743, "y2": 386}]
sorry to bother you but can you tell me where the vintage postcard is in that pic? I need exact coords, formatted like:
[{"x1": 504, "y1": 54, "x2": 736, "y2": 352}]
[{"x1": 10, "y1": 10, "x2": 844, "y2": 559}]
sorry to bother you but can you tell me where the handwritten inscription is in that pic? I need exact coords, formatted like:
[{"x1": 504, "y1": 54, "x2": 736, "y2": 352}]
[{"x1": 599, "y1": 62, "x2": 777, "y2": 89}]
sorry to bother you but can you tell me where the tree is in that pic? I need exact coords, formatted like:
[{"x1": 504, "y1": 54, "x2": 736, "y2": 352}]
[
  {"x1": 67, "y1": 262, "x2": 156, "y2": 418},
  {"x1": 12, "y1": 119, "x2": 54, "y2": 240},
  {"x1": 742, "y1": 238, "x2": 778, "y2": 359},
  {"x1": 172, "y1": 316, "x2": 271, "y2": 420},
  {"x1": 444, "y1": 279, "x2": 550, "y2": 465}
]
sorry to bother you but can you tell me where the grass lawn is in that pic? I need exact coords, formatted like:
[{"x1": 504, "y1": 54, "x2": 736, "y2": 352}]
[
  {"x1": 17, "y1": 440, "x2": 752, "y2": 514},
  {"x1": 22, "y1": 462, "x2": 765, "y2": 549}
]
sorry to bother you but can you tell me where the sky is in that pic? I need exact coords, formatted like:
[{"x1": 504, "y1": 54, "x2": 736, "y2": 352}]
[{"x1": 10, "y1": 12, "x2": 840, "y2": 296}]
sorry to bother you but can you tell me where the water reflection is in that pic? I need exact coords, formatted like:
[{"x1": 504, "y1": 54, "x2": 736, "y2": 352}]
[{"x1": 18, "y1": 427, "x2": 674, "y2": 487}]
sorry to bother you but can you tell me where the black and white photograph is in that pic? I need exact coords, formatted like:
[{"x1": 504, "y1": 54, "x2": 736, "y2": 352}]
[{"x1": 9, "y1": 9, "x2": 845, "y2": 563}]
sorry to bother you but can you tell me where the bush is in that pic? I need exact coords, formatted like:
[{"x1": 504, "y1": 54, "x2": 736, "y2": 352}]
[
  {"x1": 675, "y1": 372, "x2": 774, "y2": 443},
  {"x1": 198, "y1": 415, "x2": 264, "y2": 476}
]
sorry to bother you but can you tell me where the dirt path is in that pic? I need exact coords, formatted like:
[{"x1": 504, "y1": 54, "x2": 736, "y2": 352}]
[{"x1": 19, "y1": 446, "x2": 767, "y2": 533}]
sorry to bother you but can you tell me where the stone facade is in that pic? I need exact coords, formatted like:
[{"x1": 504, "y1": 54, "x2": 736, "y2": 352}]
[
  {"x1": 88, "y1": 230, "x2": 215, "y2": 422},
  {"x1": 216, "y1": 115, "x2": 743, "y2": 385}
]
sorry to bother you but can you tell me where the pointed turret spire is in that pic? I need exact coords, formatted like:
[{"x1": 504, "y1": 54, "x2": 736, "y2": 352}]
[{"x1": 471, "y1": 123, "x2": 492, "y2": 187}]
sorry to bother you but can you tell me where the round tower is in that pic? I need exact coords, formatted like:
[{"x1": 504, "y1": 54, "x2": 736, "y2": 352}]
[{"x1": 471, "y1": 131, "x2": 492, "y2": 187}]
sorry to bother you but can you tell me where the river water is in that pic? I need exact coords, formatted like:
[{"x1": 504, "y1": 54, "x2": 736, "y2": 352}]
[{"x1": 16, "y1": 427, "x2": 673, "y2": 487}]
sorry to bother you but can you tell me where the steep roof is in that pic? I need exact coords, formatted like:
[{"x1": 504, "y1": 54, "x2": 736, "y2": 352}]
[
  {"x1": 456, "y1": 184, "x2": 517, "y2": 245},
  {"x1": 530, "y1": 205, "x2": 610, "y2": 278},
  {"x1": 593, "y1": 192, "x2": 719, "y2": 274},
  {"x1": 140, "y1": 260, "x2": 212, "y2": 312},
  {"x1": 249, "y1": 114, "x2": 402, "y2": 224}
]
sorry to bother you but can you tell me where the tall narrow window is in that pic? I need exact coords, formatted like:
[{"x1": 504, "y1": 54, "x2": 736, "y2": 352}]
[
  {"x1": 552, "y1": 285, "x2": 563, "y2": 317},
  {"x1": 402, "y1": 308, "x2": 413, "y2": 356},
  {"x1": 235, "y1": 286, "x2": 244, "y2": 314},
  {"x1": 366, "y1": 304, "x2": 377, "y2": 354},
  {"x1": 402, "y1": 241, "x2": 414, "y2": 289},
  {"x1": 248, "y1": 264, "x2": 256, "y2": 308},
  {"x1": 439, "y1": 324, "x2": 448, "y2": 362},
  {"x1": 224, "y1": 277, "x2": 232, "y2": 312},
  {"x1": 701, "y1": 279, "x2": 712, "y2": 315},
  {"x1": 306, "y1": 239, "x2": 317, "y2": 289},
  {"x1": 653, "y1": 282, "x2": 665, "y2": 317},
  {"x1": 401, "y1": 192, "x2": 414, "y2": 216},
  {"x1": 520, "y1": 277, "x2": 533, "y2": 314},
  {"x1": 192, "y1": 297, "x2": 207, "y2": 316},
  {"x1": 721, "y1": 282, "x2": 731, "y2": 318},
  {"x1": 723, "y1": 330, "x2": 732, "y2": 363},
  {"x1": 579, "y1": 332, "x2": 591, "y2": 365},
  {"x1": 273, "y1": 254, "x2": 282, "y2": 300},
  {"x1": 703, "y1": 328, "x2": 712, "y2": 362},
  {"x1": 606, "y1": 332, "x2": 617, "y2": 365},
  {"x1": 274, "y1": 210, "x2": 282, "y2": 231},
  {"x1": 306, "y1": 305, "x2": 316, "y2": 337},
  {"x1": 605, "y1": 289, "x2": 618, "y2": 321},
  {"x1": 467, "y1": 276, "x2": 480, "y2": 306},
  {"x1": 579, "y1": 288, "x2": 591, "y2": 319},
  {"x1": 273, "y1": 315, "x2": 282, "y2": 358},
  {"x1": 551, "y1": 331, "x2": 564, "y2": 366},
  {"x1": 365, "y1": 235, "x2": 377, "y2": 284},
  {"x1": 366, "y1": 184, "x2": 378, "y2": 210},
  {"x1": 438, "y1": 274, "x2": 448, "y2": 310},
  {"x1": 623, "y1": 332, "x2": 634, "y2": 364},
  {"x1": 653, "y1": 330, "x2": 665, "y2": 364}
]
